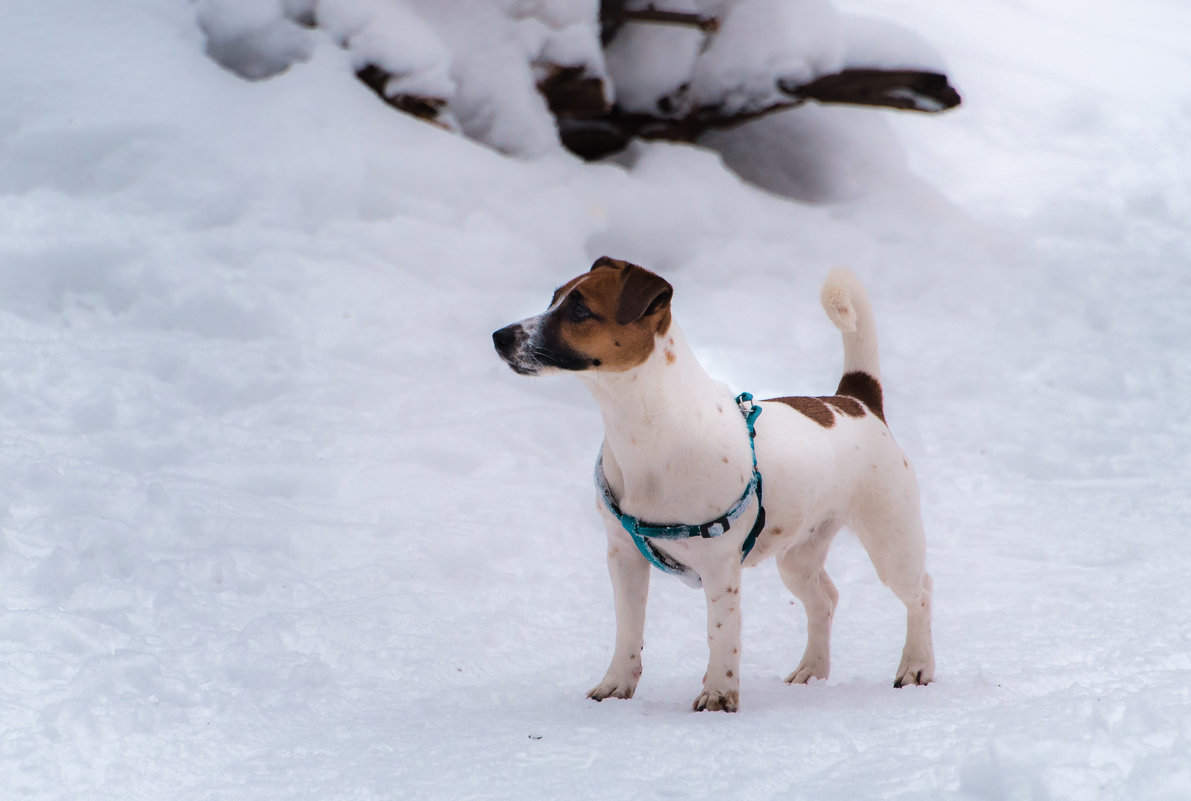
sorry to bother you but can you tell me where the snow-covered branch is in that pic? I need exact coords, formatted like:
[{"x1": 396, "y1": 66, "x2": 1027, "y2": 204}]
[{"x1": 195, "y1": 0, "x2": 961, "y2": 161}]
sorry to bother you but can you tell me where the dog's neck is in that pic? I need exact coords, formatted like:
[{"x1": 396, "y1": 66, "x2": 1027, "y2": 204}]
[{"x1": 579, "y1": 322, "x2": 752, "y2": 521}]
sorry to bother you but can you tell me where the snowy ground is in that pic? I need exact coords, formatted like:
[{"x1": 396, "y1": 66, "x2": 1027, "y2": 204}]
[{"x1": 2, "y1": 1, "x2": 1190, "y2": 799}]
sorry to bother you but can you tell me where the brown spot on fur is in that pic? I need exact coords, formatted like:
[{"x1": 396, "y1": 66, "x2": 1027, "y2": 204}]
[
  {"x1": 721, "y1": 456, "x2": 729, "y2": 464},
  {"x1": 836, "y1": 370, "x2": 885, "y2": 422},
  {"x1": 547, "y1": 259, "x2": 673, "y2": 372},
  {"x1": 665, "y1": 349, "x2": 676, "y2": 364},
  {"x1": 716, "y1": 623, "x2": 722, "y2": 629},
  {"x1": 767, "y1": 396, "x2": 835, "y2": 427},
  {"x1": 726, "y1": 670, "x2": 734, "y2": 678},
  {"x1": 770, "y1": 526, "x2": 783, "y2": 536}
]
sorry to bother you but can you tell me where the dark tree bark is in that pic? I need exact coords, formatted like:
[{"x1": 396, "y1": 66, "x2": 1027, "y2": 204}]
[
  {"x1": 356, "y1": 64, "x2": 448, "y2": 125},
  {"x1": 548, "y1": 67, "x2": 962, "y2": 160},
  {"x1": 785, "y1": 69, "x2": 961, "y2": 112},
  {"x1": 536, "y1": 64, "x2": 610, "y2": 120}
]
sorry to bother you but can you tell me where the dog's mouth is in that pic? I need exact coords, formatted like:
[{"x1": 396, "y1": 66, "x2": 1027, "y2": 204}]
[
  {"x1": 504, "y1": 359, "x2": 541, "y2": 376},
  {"x1": 493, "y1": 319, "x2": 593, "y2": 376}
]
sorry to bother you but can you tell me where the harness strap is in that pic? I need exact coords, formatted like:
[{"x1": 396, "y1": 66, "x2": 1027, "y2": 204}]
[{"x1": 595, "y1": 393, "x2": 765, "y2": 588}]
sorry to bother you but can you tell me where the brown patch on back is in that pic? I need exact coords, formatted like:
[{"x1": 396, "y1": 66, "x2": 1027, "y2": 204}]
[
  {"x1": 821, "y1": 395, "x2": 864, "y2": 417},
  {"x1": 547, "y1": 259, "x2": 673, "y2": 372},
  {"x1": 767, "y1": 396, "x2": 835, "y2": 427},
  {"x1": 767, "y1": 391, "x2": 874, "y2": 428},
  {"x1": 836, "y1": 370, "x2": 885, "y2": 422}
]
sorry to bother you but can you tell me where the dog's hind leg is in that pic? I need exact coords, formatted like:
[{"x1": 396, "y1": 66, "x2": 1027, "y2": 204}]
[
  {"x1": 777, "y1": 523, "x2": 841, "y2": 684},
  {"x1": 587, "y1": 519, "x2": 651, "y2": 702},
  {"x1": 850, "y1": 490, "x2": 935, "y2": 688}
]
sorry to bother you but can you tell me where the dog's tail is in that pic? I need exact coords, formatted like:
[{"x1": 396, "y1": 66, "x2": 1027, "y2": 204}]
[{"x1": 820, "y1": 267, "x2": 886, "y2": 422}]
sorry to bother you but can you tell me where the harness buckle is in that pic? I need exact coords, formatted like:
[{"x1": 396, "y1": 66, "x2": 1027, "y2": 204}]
[
  {"x1": 736, "y1": 392, "x2": 761, "y2": 437},
  {"x1": 700, "y1": 515, "x2": 731, "y2": 538}
]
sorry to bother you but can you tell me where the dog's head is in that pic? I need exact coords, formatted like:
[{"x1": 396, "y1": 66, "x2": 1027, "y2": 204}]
[{"x1": 492, "y1": 257, "x2": 673, "y2": 376}]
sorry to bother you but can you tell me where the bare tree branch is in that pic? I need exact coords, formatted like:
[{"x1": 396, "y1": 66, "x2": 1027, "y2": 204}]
[
  {"x1": 614, "y1": 7, "x2": 720, "y2": 32},
  {"x1": 555, "y1": 68, "x2": 962, "y2": 159},
  {"x1": 601, "y1": 1, "x2": 719, "y2": 44},
  {"x1": 785, "y1": 69, "x2": 961, "y2": 112}
]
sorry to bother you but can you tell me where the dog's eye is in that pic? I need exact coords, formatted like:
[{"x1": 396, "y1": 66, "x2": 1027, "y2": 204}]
[{"x1": 569, "y1": 299, "x2": 594, "y2": 322}]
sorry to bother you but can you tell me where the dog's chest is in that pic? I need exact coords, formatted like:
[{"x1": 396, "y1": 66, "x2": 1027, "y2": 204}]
[{"x1": 612, "y1": 445, "x2": 752, "y2": 525}]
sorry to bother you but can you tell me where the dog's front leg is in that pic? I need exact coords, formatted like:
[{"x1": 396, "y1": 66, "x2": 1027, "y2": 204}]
[
  {"x1": 693, "y1": 554, "x2": 743, "y2": 712},
  {"x1": 587, "y1": 519, "x2": 650, "y2": 702}
]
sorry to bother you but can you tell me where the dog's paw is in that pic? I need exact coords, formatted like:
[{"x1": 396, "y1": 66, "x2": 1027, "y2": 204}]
[
  {"x1": 692, "y1": 688, "x2": 739, "y2": 713},
  {"x1": 587, "y1": 676, "x2": 637, "y2": 702},
  {"x1": 784, "y1": 653, "x2": 830, "y2": 685},
  {"x1": 784, "y1": 665, "x2": 828, "y2": 685},
  {"x1": 893, "y1": 657, "x2": 934, "y2": 688}
]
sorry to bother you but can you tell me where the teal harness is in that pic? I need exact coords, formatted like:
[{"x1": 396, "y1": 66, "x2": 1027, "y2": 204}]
[{"x1": 594, "y1": 393, "x2": 766, "y2": 589}]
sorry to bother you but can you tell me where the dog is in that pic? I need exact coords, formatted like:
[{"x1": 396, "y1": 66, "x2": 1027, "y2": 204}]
[{"x1": 492, "y1": 257, "x2": 934, "y2": 712}]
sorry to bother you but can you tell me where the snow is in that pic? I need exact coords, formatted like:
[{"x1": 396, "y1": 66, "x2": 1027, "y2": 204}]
[
  {"x1": 840, "y1": 15, "x2": 947, "y2": 73},
  {"x1": 318, "y1": 0, "x2": 456, "y2": 99},
  {"x1": 2, "y1": 1, "x2": 1190, "y2": 799},
  {"x1": 605, "y1": 0, "x2": 946, "y2": 117},
  {"x1": 196, "y1": 0, "x2": 317, "y2": 81},
  {"x1": 604, "y1": 0, "x2": 707, "y2": 114},
  {"x1": 689, "y1": 0, "x2": 845, "y2": 112}
]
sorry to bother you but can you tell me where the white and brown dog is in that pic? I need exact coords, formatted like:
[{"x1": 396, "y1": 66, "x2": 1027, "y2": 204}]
[{"x1": 492, "y1": 257, "x2": 934, "y2": 712}]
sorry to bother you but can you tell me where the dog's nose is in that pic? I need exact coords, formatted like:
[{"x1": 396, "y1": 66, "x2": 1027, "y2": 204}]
[{"x1": 492, "y1": 325, "x2": 518, "y2": 353}]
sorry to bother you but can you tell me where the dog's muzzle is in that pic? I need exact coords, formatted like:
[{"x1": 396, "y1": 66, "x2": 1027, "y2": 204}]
[{"x1": 492, "y1": 323, "x2": 540, "y2": 375}]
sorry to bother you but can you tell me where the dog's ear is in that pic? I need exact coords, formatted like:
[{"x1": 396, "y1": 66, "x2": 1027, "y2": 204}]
[
  {"x1": 590, "y1": 256, "x2": 622, "y2": 272},
  {"x1": 615, "y1": 264, "x2": 673, "y2": 325}
]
